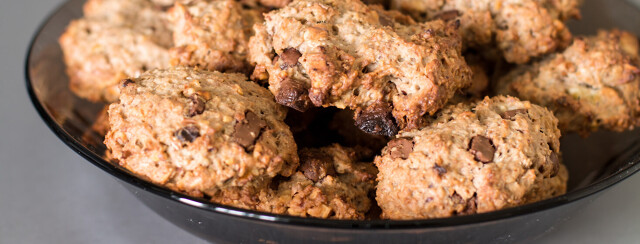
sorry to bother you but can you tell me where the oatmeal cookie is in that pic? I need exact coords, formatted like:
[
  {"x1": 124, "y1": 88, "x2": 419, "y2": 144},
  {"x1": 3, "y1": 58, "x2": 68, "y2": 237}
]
[
  {"x1": 495, "y1": 30, "x2": 640, "y2": 135},
  {"x1": 211, "y1": 144, "x2": 377, "y2": 220},
  {"x1": 60, "y1": 0, "x2": 172, "y2": 102},
  {"x1": 168, "y1": 0, "x2": 264, "y2": 73},
  {"x1": 390, "y1": 0, "x2": 580, "y2": 64},
  {"x1": 104, "y1": 67, "x2": 299, "y2": 197},
  {"x1": 375, "y1": 96, "x2": 567, "y2": 219},
  {"x1": 249, "y1": 0, "x2": 472, "y2": 135}
]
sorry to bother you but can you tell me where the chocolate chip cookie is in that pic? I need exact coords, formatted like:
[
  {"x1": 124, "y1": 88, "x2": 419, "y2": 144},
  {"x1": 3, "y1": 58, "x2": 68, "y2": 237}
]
[
  {"x1": 212, "y1": 144, "x2": 377, "y2": 219},
  {"x1": 495, "y1": 30, "x2": 640, "y2": 135},
  {"x1": 248, "y1": 0, "x2": 472, "y2": 135},
  {"x1": 60, "y1": 0, "x2": 172, "y2": 102},
  {"x1": 104, "y1": 67, "x2": 299, "y2": 197},
  {"x1": 375, "y1": 96, "x2": 567, "y2": 219},
  {"x1": 390, "y1": 0, "x2": 580, "y2": 64},
  {"x1": 168, "y1": 0, "x2": 264, "y2": 74}
]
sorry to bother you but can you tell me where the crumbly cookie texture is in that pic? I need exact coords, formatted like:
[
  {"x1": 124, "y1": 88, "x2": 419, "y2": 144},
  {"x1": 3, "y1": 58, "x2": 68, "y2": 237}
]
[
  {"x1": 375, "y1": 96, "x2": 567, "y2": 220},
  {"x1": 496, "y1": 30, "x2": 640, "y2": 135},
  {"x1": 168, "y1": 0, "x2": 264, "y2": 73},
  {"x1": 390, "y1": 0, "x2": 580, "y2": 64},
  {"x1": 248, "y1": 0, "x2": 472, "y2": 135},
  {"x1": 104, "y1": 67, "x2": 299, "y2": 197},
  {"x1": 60, "y1": 0, "x2": 172, "y2": 102},
  {"x1": 212, "y1": 144, "x2": 377, "y2": 220}
]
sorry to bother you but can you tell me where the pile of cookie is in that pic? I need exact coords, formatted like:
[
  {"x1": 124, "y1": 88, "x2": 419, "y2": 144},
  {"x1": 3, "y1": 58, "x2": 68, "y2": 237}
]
[{"x1": 60, "y1": 0, "x2": 640, "y2": 220}]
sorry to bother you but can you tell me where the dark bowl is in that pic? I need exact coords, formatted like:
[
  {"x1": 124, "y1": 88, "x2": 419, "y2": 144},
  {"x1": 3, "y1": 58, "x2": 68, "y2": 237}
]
[{"x1": 26, "y1": 0, "x2": 640, "y2": 243}]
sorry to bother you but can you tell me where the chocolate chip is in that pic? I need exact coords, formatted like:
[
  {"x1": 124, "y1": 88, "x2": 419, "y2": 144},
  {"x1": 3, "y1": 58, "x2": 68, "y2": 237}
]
[
  {"x1": 433, "y1": 10, "x2": 460, "y2": 22},
  {"x1": 175, "y1": 125, "x2": 200, "y2": 143},
  {"x1": 275, "y1": 77, "x2": 311, "y2": 112},
  {"x1": 548, "y1": 151, "x2": 560, "y2": 177},
  {"x1": 378, "y1": 15, "x2": 393, "y2": 27},
  {"x1": 232, "y1": 111, "x2": 267, "y2": 149},
  {"x1": 298, "y1": 150, "x2": 336, "y2": 182},
  {"x1": 500, "y1": 109, "x2": 527, "y2": 120},
  {"x1": 354, "y1": 103, "x2": 398, "y2": 137},
  {"x1": 461, "y1": 195, "x2": 477, "y2": 215},
  {"x1": 120, "y1": 79, "x2": 134, "y2": 88},
  {"x1": 187, "y1": 94, "x2": 206, "y2": 117},
  {"x1": 280, "y1": 48, "x2": 302, "y2": 69},
  {"x1": 433, "y1": 164, "x2": 446, "y2": 176},
  {"x1": 387, "y1": 138, "x2": 413, "y2": 160},
  {"x1": 469, "y1": 135, "x2": 495, "y2": 163}
]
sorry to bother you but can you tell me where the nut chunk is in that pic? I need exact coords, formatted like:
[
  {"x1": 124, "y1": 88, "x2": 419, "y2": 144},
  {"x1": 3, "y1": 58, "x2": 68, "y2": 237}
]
[
  {"x1": 390, "y1": 0, "x2": 580, "y2": 64},
  {"x1": 105, "y1": 67, "x2": 299, "y2": 197},
  {"x1": 496, "y1": 30, "x2": 640, "y2": 135},
  {"x1": 248, "y1": 0, "x2": 472, "y2": 134},
  {"x1": 375, "y1": 96, "x2": 567, "y2": 220},
  {"x1": 168, "y1": 0, "x2": 264, "y2": 73}
]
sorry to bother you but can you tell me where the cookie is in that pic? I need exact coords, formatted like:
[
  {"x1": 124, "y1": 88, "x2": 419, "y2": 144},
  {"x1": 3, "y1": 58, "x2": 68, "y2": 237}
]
[
  {"x1": 248, "y1": 0, "x2": 472, "y2": 135},
  {"x1": 495, "y1": 30, "x2": 640, "y2": 135},
  {"x1": 375, "y1": 96, "x2": 567, "y2": 219},
  {"x1": 213, "y1": 144, "x2": 377, "y2": 220},
  {"x1": 390, "y1": 0, "x2": 580, "y2": 64},
  {"x1": 168, "y1": 0, "x2": 264, "y2": 73},
  {"x1": 60, "y1": 0, "x2": 172, "y2": 102},
  {"x1": 104, "y1": 67, "x2": 299, "y2": 197}
]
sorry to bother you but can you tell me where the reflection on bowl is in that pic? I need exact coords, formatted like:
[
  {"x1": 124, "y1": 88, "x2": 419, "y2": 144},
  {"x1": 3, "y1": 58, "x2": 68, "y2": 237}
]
[{"x1": 26, "y1": 0, "x2": 640, "y2": 243}]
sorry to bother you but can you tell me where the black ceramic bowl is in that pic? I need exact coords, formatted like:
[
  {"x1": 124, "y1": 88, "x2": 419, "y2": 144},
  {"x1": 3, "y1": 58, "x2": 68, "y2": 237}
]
[{"x1": 26, "y1": 0, "x2": 640, "y2": 243}]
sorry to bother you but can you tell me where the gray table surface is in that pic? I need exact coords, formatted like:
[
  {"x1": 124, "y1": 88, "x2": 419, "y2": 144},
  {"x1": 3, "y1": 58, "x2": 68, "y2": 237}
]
[{"x1": 1, "y1": 0, "x2": 639, "y2": 243}]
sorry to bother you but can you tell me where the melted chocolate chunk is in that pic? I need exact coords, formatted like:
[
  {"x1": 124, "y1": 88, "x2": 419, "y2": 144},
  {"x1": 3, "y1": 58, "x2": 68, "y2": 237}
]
[
  {"x1": 433, "y1": 164, "x2": 447, "y2": 176},
  {"x1": 500, "y1": 109, "x2": 527, "y2": 120},
  {"x1": 378, "y1": 15, "x2": 393, "y2": 27},
  {"x1": 175, "y1": 125, "x2": 200, "y2": 143},
  {"x1": 354, "y1": 103, "x2": 398, "y2": 137},
  {"x1": 121, "y1": 79, "x2": 134, "y2": 88},
  {"x1": 469, "y1": 135, "x2": 495, "y2": 163},
  {"x1": 461, "y1": 194, "x2": 477, "y2": 215},
  {"x1": 187, "y1": 94, "x2": 206, "y2": 117},
  {"x1": 433, "y1": 10, "x2": 460, "y2": 22},
  {"x1": 387, "y1": 138, "x2": 413, "y2": 160},
  {"x1": 280, "y1": 48, "x2": 302, "y2": 68},
  {"x1": 298, "y1": 150, "x2": 336, "y2": 182},
  {"x1": 275, "y1": 77, "x2": 311, "y2": 112},
  {"x1": 232, "y1": 111, "x2": 268, "y2": 149}
]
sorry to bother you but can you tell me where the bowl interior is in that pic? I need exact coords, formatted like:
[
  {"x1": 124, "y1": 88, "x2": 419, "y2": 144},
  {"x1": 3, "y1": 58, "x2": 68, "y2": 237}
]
[{"x1": 26, "y1": 0, "x2": 640, "y2": 227}]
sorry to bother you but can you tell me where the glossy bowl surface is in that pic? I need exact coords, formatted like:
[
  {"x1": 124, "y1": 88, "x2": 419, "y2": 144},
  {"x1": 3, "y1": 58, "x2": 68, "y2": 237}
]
[{"x1": 26, "y1": 0, "x2": 640, "y2": 243}]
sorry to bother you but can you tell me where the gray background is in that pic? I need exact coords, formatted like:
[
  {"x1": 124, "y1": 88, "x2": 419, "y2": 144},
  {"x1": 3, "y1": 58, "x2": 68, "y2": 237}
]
[{"x1": 1, "y1": 0, "x2": 639, "y2": 243}]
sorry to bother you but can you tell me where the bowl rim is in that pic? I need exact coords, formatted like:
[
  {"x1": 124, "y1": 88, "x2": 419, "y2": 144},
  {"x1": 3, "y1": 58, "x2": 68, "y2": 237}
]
[{"x1": 25, "y1": 0, "x2": 640, "y2": 230}]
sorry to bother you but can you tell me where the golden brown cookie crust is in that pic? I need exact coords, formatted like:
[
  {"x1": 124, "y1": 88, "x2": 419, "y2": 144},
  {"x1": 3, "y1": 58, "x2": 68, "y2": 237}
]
[
  {"x1": 168, "y1": 0, "x2": 264, "y2": 74},
  {"x1": 60, "y1": 0, "x2": 172, "y2": 102},
  {"x1": 375, "y1": 96, "x2": 567, "y2": 220},
  {"x1": 496, "y1": 30, "x2": 640, "y2": 135},
  {"x1": 105, "y1": 67, "x2": 299, "y2": 197},
  {"x1": 248, "y1": 0, "x2": 472, "y2": 134},
  {"x1": 212, "y1": 144, "x2": 377, "y2": 220},
  {"x1": 390, "y1": 0, "x2": 580, "y2": 64}
]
